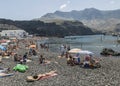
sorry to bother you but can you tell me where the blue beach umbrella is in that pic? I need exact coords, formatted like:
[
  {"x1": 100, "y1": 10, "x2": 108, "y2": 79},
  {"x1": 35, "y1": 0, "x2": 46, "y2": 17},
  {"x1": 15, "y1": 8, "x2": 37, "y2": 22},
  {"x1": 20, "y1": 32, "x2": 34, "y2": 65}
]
[{"x1": 0, "y1": 45, "x2": 6, "y2": 51}]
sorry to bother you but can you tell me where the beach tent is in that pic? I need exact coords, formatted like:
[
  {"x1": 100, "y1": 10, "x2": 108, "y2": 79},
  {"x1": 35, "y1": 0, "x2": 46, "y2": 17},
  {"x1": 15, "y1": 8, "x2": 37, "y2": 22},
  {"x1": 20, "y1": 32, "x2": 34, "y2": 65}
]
[
  {"x1": 68, "y1": 48, "x2": 82, "y2": 54},
  {"x1": 0, "y1": 45, "x2": 6, "y2": 51}
]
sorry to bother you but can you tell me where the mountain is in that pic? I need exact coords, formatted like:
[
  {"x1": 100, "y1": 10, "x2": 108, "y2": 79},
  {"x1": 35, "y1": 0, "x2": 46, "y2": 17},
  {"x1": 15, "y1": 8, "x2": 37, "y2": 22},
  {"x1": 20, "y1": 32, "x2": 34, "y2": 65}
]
[
  {"x1": 0, "y1": 19, "x2": 95, "y2": 37},
  {"x1": 38, "y1": 8, "x2": 120, "y2": 33}
]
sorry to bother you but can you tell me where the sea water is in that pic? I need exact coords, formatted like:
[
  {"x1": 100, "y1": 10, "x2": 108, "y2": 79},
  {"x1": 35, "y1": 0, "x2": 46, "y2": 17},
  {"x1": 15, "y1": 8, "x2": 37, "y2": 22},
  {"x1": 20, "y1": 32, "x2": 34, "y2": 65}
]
[{"x1": 38, "y1": 35, "x2": 120, "y2": 56}]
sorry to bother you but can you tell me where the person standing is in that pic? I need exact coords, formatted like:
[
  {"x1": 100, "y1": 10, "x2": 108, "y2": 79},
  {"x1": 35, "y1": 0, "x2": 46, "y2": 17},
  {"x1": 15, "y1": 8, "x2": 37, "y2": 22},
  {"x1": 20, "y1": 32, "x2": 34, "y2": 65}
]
[
  {"x1": 76, "y1": 53, "x2": 80, "y2": 63},
  {"x1": 60, "y1": 44, "x2": 65, "y2": 57}
]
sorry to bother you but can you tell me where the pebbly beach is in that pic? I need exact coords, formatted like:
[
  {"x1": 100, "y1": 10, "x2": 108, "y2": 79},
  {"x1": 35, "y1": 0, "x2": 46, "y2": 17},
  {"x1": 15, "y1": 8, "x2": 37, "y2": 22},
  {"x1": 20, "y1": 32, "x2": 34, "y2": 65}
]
[{"x1": 0, "y1": 37, "x2": 120, "y2": 86}]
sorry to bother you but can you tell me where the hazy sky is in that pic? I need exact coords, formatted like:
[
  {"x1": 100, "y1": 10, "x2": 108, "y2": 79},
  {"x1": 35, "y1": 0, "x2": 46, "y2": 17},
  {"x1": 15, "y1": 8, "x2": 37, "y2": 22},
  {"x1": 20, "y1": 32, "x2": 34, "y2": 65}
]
[{"x1": 0, "y1": 0, "x2": 120, "y2": 20}]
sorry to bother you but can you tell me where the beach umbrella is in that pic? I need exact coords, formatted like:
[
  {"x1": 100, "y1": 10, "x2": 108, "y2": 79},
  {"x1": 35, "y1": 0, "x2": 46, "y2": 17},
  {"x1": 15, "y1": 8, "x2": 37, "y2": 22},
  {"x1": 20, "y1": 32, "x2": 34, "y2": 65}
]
[
  {"x1": 0, "y1": 45, "x2": 6, "y2": 51},
  {"x1": 68, "y1": 48, "x2": 82, "y2": 54},
  {"x1": 78, "y1": 50, "x2": 94, "y2": 55}
]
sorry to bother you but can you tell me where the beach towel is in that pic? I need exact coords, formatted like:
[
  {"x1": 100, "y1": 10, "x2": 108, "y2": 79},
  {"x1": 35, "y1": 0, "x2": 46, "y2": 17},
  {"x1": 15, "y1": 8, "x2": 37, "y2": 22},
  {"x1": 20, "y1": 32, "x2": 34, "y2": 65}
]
[
  {"x1": 0, "y1": 73, "x2": 14, "y2": 78},
  {"x1": 13, "y1": 64, "x2": 29, "y2": 72},
  {"x1": 26, "y1": 70, "x2": 57, "y2": 82}
]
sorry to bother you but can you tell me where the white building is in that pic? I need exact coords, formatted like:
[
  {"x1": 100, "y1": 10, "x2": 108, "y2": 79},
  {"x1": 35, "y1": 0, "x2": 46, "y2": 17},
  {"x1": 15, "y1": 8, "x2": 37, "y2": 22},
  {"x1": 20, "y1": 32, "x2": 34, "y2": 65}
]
[{"x1": 0, "y1": 30, "x2": 28, "y2": 38}]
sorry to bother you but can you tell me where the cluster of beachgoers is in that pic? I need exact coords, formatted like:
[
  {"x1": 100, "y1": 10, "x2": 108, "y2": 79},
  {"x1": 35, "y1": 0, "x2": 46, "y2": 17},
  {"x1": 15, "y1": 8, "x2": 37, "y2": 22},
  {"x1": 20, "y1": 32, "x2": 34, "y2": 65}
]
[{"x1": 0, "y1": 36, "x2": 120, "y2": 86}]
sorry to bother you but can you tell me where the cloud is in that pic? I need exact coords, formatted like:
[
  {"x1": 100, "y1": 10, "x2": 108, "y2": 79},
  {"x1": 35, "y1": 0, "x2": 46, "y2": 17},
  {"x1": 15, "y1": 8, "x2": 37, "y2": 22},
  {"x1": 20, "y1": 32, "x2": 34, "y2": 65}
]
[
  {"x1": 110, "y1": 1, "x2": 115, "y2": 4},
  {"x1": 59, "y1": 0, "x2": 70, "y2": 10},
  {"x1": 60, "y1": 4, "x2": 67, "y2": 10}
]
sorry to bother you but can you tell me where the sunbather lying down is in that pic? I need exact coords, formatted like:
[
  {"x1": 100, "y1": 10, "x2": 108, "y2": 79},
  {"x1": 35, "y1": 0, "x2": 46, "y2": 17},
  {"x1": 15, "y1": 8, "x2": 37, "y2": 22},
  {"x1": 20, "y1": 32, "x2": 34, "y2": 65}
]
[
  {"x1": 58, "y1": 56, "x2": 65, "y2": 58},
  {"x1": 0, "y1": 73, "x2": 14, "y2": 78},
  {"x1": 26, "y1": 70, "x2": 57, "y2": 82},
  {"x1": 44, "y1": 60, "x2": 51, "y2": 64},
  {"x1": 39, "y1": 60, "x2": 51, "y2": 64}
]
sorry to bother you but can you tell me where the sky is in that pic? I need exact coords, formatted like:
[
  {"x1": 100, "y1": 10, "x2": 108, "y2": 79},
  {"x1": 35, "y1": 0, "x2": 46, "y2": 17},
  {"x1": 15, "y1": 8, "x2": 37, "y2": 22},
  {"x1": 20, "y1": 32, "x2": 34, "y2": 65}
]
[{"x1": 0, "y1": 0, "x2": 120, "y2": 20}]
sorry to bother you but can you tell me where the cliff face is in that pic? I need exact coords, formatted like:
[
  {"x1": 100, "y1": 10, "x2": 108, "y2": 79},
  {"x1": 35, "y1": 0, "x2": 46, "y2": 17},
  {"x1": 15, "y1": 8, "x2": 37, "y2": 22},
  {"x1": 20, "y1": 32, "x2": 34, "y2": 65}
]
[{"x1": 0, "y1": 19, "x2": 95, "y2": 37}]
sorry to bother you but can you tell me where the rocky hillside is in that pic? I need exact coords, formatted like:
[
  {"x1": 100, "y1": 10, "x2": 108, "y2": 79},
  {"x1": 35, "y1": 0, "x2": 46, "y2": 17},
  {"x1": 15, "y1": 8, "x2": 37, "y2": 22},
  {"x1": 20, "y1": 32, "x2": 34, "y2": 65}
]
[
  {"x1": 38, "y1": 8, "x2": 120, "y2": 33},
  {"x1": 0, "y1": 19, "x2": 95, "y2": 37}
]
